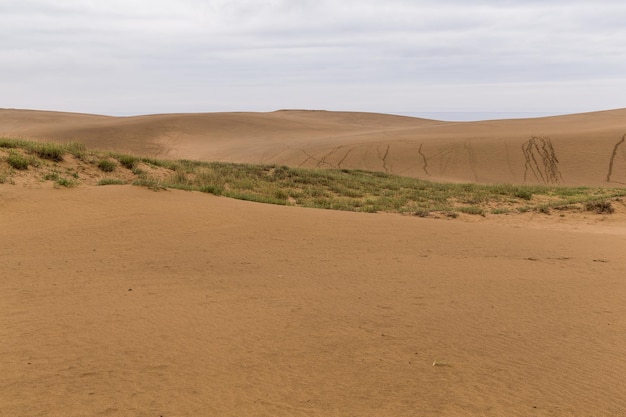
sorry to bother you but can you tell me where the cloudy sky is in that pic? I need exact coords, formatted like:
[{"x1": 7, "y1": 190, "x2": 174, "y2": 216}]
[{"x1": 2, "y1": 0, "x2": 626, "y2": 117}]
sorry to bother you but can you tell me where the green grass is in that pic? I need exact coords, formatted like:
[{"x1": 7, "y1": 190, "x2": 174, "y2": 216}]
[
  {"x1": 97, "y1": 159, "x2": 116, "y2": 172},
  {"x1": 2, "y1": 138, "x2": 626, "y2": 216},
  {"x1": 97, "y1": 178, "x2": 127, "y2": 186},
  {"x1": 27, "y1": 142, "x2": 66, "y2": 161},
  {"x1": 1, "y1": 138, "x2": 86, "y2": 162},
  {"x1": 114, "y1": 154, "x2": 139, "y2": 169},
  {"x1": 55, "y1": 177, "x2": 77, "y2": 187},
  {"x1": 7, "y1": 150, "x2": 31, "y2": 170}
]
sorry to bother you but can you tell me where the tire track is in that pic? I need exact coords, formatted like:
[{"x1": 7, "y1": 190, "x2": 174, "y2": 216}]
[
  {"x1": 522, "y1": 136, "x2": 562, "y2": 184},
  {"x1": 377, "y1": 144, "x2": 391, "y2": 173},
  {"x1": 337, "y1": 146, "x2": 356, "y2": 169},
  {"x1": 606, "y1": 133, "x2": 626, "y2": 183},
  {"x1": 464, "y1": 140, "x2": 479, "y2": 182},
  {"x1": 417, "y1": 143, "x2": 430, "y2": 176},
  {"x1": 316, "y1": 146, "x2": 343, "y2": 168}
]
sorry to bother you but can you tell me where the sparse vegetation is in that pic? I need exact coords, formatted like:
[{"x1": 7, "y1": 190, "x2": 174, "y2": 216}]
[
  {"x1": 2, "y1": 138, "x2": 626, "y2": 217},
  {"x1": 27, "y1": 142, "x2": 66, "y2": 161},
  {"x1": 115, "y1": 154, "x2": 139, "y2": 170},
  {"x1": 55, "y1": 177, "x2": 77, "y2": 187},
  {"x1": 97, "y1": 178, "x2": 126, "y2": 186},
  {"x1": 7, "y1": 150, "x2": 31, "y2": 170},
  {"x1": 458, "y1": 206, "x2": 485, "y2": 216},
  {"x1": 585, "y1": 200, "x2": 614, "y2": 214},
  {"x1": 0, "y1": 169, "x2": 12, "y2": 184},
  {"x1": 98, "y1": 159, "x2": 116, "y2": 172}
]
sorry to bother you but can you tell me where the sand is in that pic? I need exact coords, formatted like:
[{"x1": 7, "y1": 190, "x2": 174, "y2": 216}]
[
  {"x1": 2, "y1": 108, "x2": 626, "y2": 186},
  {"x1": 2, "y1": 109, "x2": 626, "y2": 416}
]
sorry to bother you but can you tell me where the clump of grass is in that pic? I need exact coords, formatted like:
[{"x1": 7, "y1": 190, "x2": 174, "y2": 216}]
[
  {"x1": 132, "y1": 178, "x2": 166, "y2": 191},
  {"x1": 0, "y1": 169, "x2": 13, "y2": 184},
  {"x1": 0, "y1": 138, "x2": 29, "y2": 149},
  {"x1": 97, "y1": 178, "x2": 126, "y2": 186},
  {"x1": 55, "y1": 176, "x2": 77, "y2": 188},
  {"x1": 43, "y1": 171, "x2": 59, "y2": 181},
  {"x1": 538, "y1": 205, "x2": 551, "y2": 214},
  {"x1": 514, "y1": 189, "x2": 533, "y2": 200},
  {"x1": 585, "y1": 200, "x2": 614, "y2": 214},
  {"x1": 414, "y1": 209, "x2": 430, "y2": 218},
  {"x1": 115, "y1": 154, "x2": 139, "y2": 170},
  {"x1": 457, "y1": 206, "x2": 485, "y2": 216},
  {"x1": 27, "y1": 142, "x2": 66, "y2": 161},
  {"x1": 7, "y1": 150, "x2": 30, "y2": 170},
  {"x1": 97, "y1": 159, "x2": 116, "y2": 172}
]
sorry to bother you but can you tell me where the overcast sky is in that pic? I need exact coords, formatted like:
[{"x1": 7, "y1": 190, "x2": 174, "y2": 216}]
[{"x1": 2, "y1": 0, "x2": 626, "y2": 117}]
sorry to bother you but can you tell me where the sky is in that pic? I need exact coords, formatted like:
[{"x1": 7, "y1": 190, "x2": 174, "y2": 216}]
[{"x1": 2, "y1": 0, "x2": 626, "y2": 118}]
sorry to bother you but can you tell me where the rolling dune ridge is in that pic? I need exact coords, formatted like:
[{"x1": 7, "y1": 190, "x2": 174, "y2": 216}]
[{"x1": 3, "y1": 108, "x2": 626, "y2": 185}]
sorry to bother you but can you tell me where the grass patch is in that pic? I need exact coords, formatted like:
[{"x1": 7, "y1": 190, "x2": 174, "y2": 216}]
[
  {"x1": 7, "y1": 151, "x2": 31, "y2": 170},
  {"x1": 97, "y1": 178, "x2": 127, "y2": 186},
  {"x1": 97, "y1": 159, "x2": 116, "y2": 172},
  {"x1": 27, "y1": 142, "x2": 66, "y2": 161},
  {"x1": 55, "y1": 177, "x2": 77, "y2": 187},
  {"x1": 585, "y1": 200, "x2": 614, "y2": 214},
  {"x1": 113, "y1": 154, "x2": 139, "y2": 170},
  {"x1": 2, "y1": 138, "x2": 626, "y2": 217},
  {"x1": 43, "y1": 171, "x2": 60, "y2": 181},
  {"x1": 457, "y1": 206, "x2": 485, "y2": 216},
  {"x1": 0, "y1": 169, "x2": 13, "y2": 184}
]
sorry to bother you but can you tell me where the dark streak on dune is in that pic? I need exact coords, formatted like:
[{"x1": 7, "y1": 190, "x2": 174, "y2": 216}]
[
  {"x1": 418, "y1": 143, "x2": 430, "y2": 176},
  {"x1": 522, "y1": 136, "x2": 562, "y2": 184},
  {"x1": 378, "y1": 144, "x2": 391, "y2": 173},
  {"x1": 464, "y1": 141, "x2": 479, "y2": 182},
  {"x1": 606, "y1": 133, "x2": 626, "y2": 183},
  {"x1": 337, "y1": 146, "x2": 355, "y2": 169}
]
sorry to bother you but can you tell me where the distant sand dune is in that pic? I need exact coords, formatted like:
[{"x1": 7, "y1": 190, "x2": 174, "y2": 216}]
[{"x1": 3, "y1": 108, "x2": 626, "y2": 186}]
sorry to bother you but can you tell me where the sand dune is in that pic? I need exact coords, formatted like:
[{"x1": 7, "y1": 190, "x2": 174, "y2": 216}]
[
  {"x1": 2, "y1": 185, "x2": 626, "y2": 416},
  {"x1": 3, "y1": 108, "x2": 626, "y2": 185},
  {"x1": 2, "y1": 109, "x2": 626, "y2": 416}
]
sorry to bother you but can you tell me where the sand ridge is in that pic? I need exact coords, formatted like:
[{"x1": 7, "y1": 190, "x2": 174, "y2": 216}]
[{"x1": 3, "y1": 108, "x2": 626, "y2": 186}]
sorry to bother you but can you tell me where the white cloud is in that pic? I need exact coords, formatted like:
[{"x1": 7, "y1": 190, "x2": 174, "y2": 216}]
[{"x1": 1, "y1": 0, "x2": 625, "y2": 115}]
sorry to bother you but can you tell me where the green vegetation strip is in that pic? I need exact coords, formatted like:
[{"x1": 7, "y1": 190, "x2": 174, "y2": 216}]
[{"x1": 2, "y1": 137, "x2": 626, "y2": 215}]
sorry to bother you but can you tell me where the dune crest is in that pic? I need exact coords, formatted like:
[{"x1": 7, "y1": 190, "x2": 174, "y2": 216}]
[{"x1": 3, "y1": 108, "x2": 626, "y2": 186}]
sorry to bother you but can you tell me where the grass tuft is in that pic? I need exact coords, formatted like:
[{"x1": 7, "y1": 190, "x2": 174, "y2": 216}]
[
  {"x1": 97, "y1": 159, "x2": 116, "y2": 172},
  {"x1": 27, "y1": 142, "x2": 66, "y2": 161},
  {"x1": 585, "y1": 200, "x2": 614, "y2": 214},
  {"x1": 7, "y1": 151, "x2": 30, "y2": 170},
  {"x1": 115, "y1": 154, "x2": 139, "y2": 170},
  {"x1": 97, "y1": 178, "x2": 127, "y2": 186}
]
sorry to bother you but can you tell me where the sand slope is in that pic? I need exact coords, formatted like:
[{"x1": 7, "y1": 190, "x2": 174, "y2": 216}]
[
  {"x1": 2, "y1": 185, "x2": 626, "y2": 416},
  {"x1": 3, "y1": 108, "x2": 626, "y2": 186}
]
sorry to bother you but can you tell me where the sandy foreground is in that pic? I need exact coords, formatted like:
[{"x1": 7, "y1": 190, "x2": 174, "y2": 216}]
[
  {"x1": 2, "y1": 184, "x2": 626, "y2": 417},
  {"x1": 2, "y1": 109, "x2": 626, "y2": 416}
]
